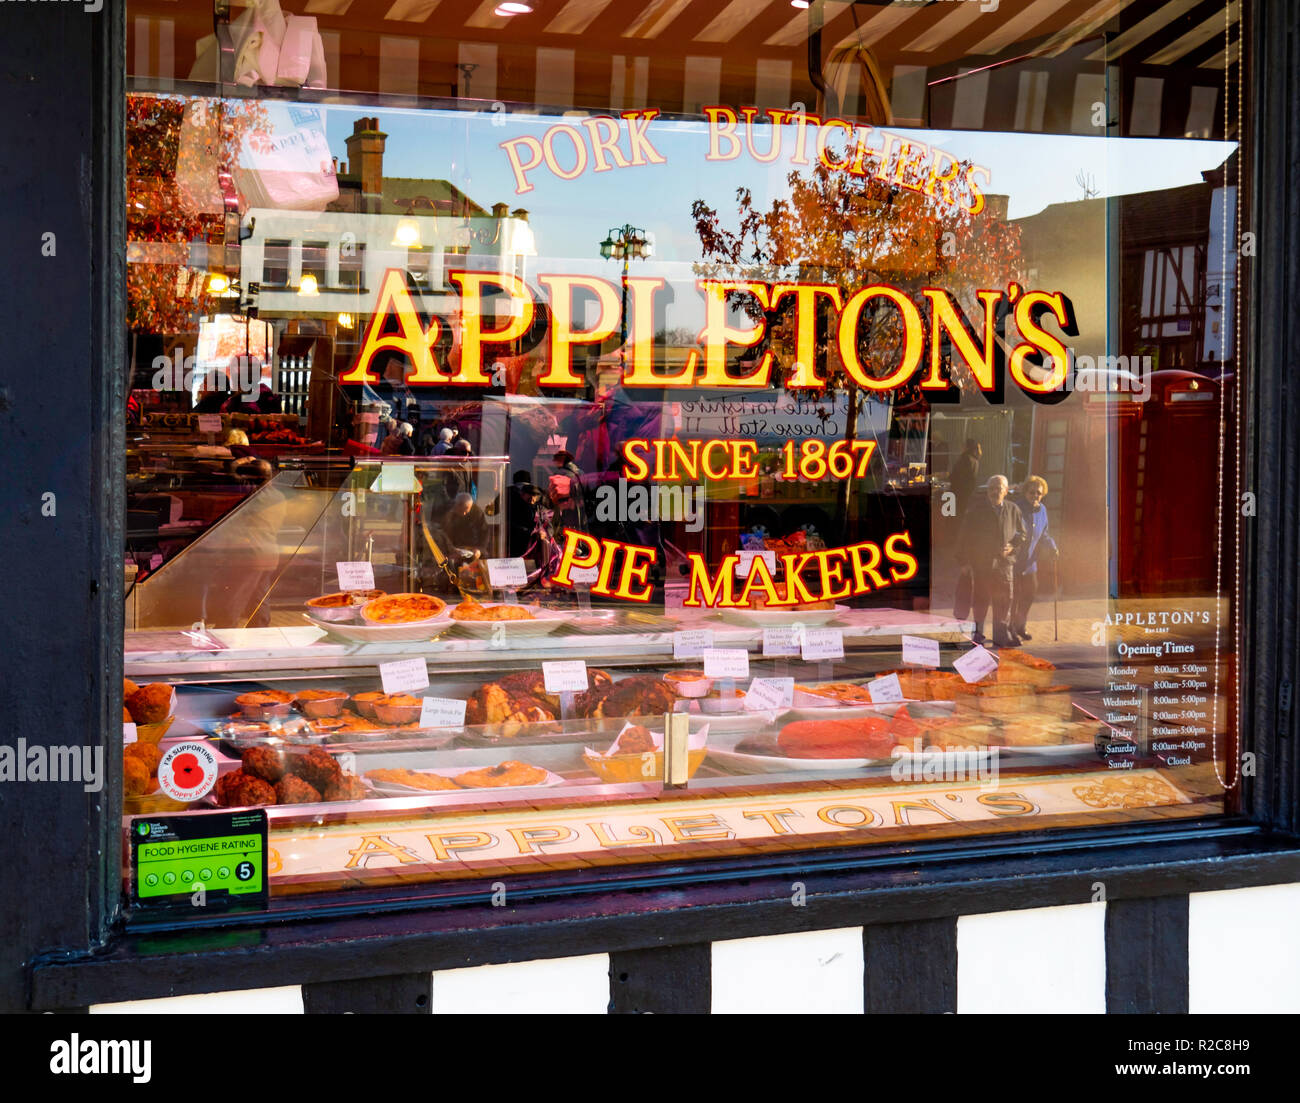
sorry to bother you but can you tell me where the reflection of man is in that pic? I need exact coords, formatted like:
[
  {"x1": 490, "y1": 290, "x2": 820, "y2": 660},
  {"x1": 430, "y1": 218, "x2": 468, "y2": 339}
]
[
  {"x1": 949, "y1": 438, "x2": 981, "y2": 516},
  {"x1": 957, "y1": 475, "x2": 1026, "y2": 648}
]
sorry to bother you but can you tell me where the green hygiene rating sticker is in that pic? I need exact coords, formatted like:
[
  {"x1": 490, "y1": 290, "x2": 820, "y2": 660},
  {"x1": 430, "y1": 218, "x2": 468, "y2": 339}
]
[{"x1": 130, "y1": 810, "x2": 268, "y2": 910}]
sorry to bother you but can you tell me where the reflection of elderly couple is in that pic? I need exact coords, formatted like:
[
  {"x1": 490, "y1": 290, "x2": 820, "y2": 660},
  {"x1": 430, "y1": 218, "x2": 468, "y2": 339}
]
[{"x1": 956, "y1": 475, "x2": 1056, "y2": 648}]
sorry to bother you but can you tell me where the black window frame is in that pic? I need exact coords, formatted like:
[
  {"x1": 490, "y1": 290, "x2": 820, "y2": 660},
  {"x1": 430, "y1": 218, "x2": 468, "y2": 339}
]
[{"x1": 5, "y1": 0, "x2": 1299, "y2": 1012}]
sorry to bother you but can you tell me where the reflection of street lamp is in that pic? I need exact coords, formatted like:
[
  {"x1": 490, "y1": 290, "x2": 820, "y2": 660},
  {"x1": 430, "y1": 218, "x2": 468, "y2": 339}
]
[
  {"x1": 392, "y1": 218, "x2": 421, "y2": 247},
  {"x1": 598, "y1": 224, "x2": 653, "y2": 366}
]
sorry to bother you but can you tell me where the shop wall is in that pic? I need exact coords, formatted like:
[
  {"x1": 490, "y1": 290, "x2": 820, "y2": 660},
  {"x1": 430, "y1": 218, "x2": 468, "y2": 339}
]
[{"x1": 82, "y1": 885, "x2": 1300, "y2": 1014}]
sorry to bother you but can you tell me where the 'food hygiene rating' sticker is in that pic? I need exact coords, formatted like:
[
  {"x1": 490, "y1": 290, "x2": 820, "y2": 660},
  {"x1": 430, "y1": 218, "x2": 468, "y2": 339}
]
[{"x1": 130, "y1": 810, "x2": 268, "y2": 910}]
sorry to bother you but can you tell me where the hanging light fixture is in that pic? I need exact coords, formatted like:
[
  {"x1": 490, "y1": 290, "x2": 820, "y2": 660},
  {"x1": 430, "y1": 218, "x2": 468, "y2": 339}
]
[
  {"x1": 392, "y1": 218, "x2": 421, "y2": 247},
  {"x1": 298, "y1": 273, "x2": 320, "y2": 297},
  {"x1": 495, "y1": 1, "x2": 534, "y2": 14},
  {"x1": 599, "y1": 234, "x2": 615, "y2": 259},
  {"x1": 337, "y1": 312, "x2": 354, "y2": 329},
  {"x1": 790, "y1": 1, "x2": 810, "y2": 9},
  {"x1": 206, "y1": 273, "x2": 231, "y2": 294}
]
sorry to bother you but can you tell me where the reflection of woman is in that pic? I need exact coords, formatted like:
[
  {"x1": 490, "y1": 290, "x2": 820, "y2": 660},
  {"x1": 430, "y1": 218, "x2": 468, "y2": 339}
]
[{"x1": 1010, "y1": 476, "x2": 1058, "y2": 642}]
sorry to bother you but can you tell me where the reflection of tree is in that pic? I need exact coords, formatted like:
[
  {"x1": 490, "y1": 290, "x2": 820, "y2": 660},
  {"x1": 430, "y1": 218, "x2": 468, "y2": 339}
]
[
  {"x1": 691, "y1": 158, "x2": 1024, "y2": 529},
  {"x1": 126, "y1": 95, "x2": 268, "y2": 339}
]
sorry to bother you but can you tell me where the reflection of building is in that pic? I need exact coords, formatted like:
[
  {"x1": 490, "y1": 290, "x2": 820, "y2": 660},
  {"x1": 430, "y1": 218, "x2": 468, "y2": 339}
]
[
  {"x1": 1014, "y1": 163, "x2": 1236, "y2": 597},
  {"x1": 241, "y1": 117, "x2": 536, "y2": 322}
]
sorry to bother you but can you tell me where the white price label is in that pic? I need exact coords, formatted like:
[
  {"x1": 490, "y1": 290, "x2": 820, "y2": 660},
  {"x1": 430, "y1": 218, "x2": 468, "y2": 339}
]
[
  {"x1": 735, "y1": 549, "x2": 778, "y2": 577},
  {"x1": 901, "y1": 635, "x2": 942, "y2": 668},
  {"x1": 953, "y1": 645, "x2": 999, "y2": 683},
  {"x1": 673, "y1": 629, "x2": 715, "y2": 660},
  {"x1": 867, "y1": 673, "x2": 904, "y2": 703},
  {"x1": 197, "y1": 413, "x2": 223, "y2": 434},
  {"x1": 123, "y1": 723, "x2": 137, "y2": 745},
  {"x1": 570, "y1": 567, "x2": 600, "y2": 585},
  {"x1": 762, "y1": 627, "x2": 802, "y2": 657},
  {"x1": 336, "y1": 560, "x2": 376, "y2": 591},
  {"x1": 801, "y1": 627, "x2": 844, "y2": 662},
  {"x1": 745, "y1": 677, "x2": 794, "y2": 711},
  {"x1": 703, "y1": 648, "x2": 750, "y2": 679},
  {"x1": 543, "y1": 660, "x2": 589, "y2": 693},
  {"x1": 487, "y1": 557, "x2": 528, "y2": 589},
  {"x1": 419, "y1": 696, "x2": 468, "y2": 729},
  {"x1": 379, "y1": 657, "x2": 430, "y2": 694}
]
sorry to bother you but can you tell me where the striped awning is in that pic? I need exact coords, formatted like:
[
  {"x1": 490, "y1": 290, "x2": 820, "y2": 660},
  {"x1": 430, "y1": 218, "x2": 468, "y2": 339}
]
[{"x1": 129, "y1": 0, "x2": 1242, "y2": 138}]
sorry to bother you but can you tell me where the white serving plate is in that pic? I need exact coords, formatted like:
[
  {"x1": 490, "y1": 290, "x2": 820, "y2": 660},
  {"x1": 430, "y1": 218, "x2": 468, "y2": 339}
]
[
  {"x1": 714, "y1": 604, "x2": 849, "y2": 628},
  {"x1": 555, "y1": 608, "x2": 626, "y2": 630},
  {"x1": 705, "y1": 739, "x2": 878, "y2": 773},
  {"x1": 448, "y1": 605, "x2": 569, "y2": 638},
  {"x1": 686, "y1": 709, "x2": 782, "y2": 735},
  {"x1": 306, "y1": 613, "x2": 455, "y2": 644},
  {"x1": 364, "y1": 765, "x2": 566, "y2": 795},
  {"x1": 992, "y1": 741, "x2": 1097, "y2": 760}
]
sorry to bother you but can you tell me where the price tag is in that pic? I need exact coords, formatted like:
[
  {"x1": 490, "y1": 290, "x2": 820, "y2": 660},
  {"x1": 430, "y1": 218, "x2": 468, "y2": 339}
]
[
  {"x1": 953, "y1": 645, "x2": 999, "y2": 684},
  {"x1": 123, "y1": 723, "x2": 137, "y2": 745},
  {"x1": 673, "y1": 629, "x2": 714, "y2": 660},
  {"x1": 867, "y1": 673, "x2": 904, "y2": 703},
  {"x1": 419, "y1": 696, "x2": 468, "y2": 729},
  {"x1": 197, "y1": 413, "x2": 223, "y2": 434},
  {"x1": 801, "y1": 627, "x2": 844, "y2": 662},
  {"x1": 762, "y1": 627, "x2": 802, "y2": 657},
  {"x1": 570, "y1": 567, "x2": 600, "y2": 585},
  {"x1": 735, "y1": 550, "x2": 778, "y2": 577},
  {"x1": 901, "y1": 635, "x2": 941, "y2": 668},
  {"x1": 379, "y1": 657, "x2": 429, "y2": 694},
  {"x1": 374, "y1": 463, "x2": 419, "y2": 493},
  {"x1": 487, "y1": 557, "x2": 528, "y2": 589},
  {"x1": 543, "y1": 660, "x2": 589, "y2": 693},
  {"x1": 336, "y1": 561, "x2": 376, "y2": 591},
  {"x1": 703, "y1": 648, "x2": 750, "y2": 679},
  {"x1": 745, "y1": 677, "x2": 794, "y2": 711}
]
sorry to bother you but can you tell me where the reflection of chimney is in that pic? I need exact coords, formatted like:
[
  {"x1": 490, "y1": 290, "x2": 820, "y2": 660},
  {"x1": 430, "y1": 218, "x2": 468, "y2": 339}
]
[
  {"x1": 983, "y1": 194, "x2": 1010, "y2": 221},
  {"x1": 492, "y1": 202, "x2": 509, "y2": 219},
  {"x1": 511, "y1": 208, "x2": 530, "y2": 221},
  {"x1": 345, "y1": 116, "x2": 387, "y2": 214}
]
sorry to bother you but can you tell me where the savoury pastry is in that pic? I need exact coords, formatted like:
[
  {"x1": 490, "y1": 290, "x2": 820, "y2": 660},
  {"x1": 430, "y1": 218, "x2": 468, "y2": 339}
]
[{"x1": 454, "y1": 760, "x2": 549, "y2": 788}]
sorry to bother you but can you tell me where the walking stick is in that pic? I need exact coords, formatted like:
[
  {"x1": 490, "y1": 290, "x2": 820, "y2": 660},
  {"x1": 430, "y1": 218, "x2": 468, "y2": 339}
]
[{"x1": 1052, "y1": 555, "x2": 1060, "y2": 642}]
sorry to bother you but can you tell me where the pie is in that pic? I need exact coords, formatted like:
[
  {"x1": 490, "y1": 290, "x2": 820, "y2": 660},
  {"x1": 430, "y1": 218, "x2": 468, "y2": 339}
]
[
  {"x1": 360, "y1": 592, "x2": 447, "y2": 624},
  {"x1": 451, "y1": 595, "x2": 536, "y2": 621},
  {"x1": 454, "y1": 760, "x2": 549, "y2": 788},
  {"x1": 365, "y1": 768, "x2": 460, "y2": 791}
]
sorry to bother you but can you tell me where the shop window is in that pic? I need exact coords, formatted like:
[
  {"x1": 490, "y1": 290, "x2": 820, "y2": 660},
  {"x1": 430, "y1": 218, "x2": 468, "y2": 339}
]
[{"x1": 119, "y1": 0, "x2": 1252, "y2": 904}]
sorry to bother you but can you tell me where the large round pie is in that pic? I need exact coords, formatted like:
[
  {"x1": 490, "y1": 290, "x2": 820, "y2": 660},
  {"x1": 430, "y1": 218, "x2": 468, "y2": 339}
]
[{"x1": 360, "y1": 592, "x2": 447, "y2": 624}]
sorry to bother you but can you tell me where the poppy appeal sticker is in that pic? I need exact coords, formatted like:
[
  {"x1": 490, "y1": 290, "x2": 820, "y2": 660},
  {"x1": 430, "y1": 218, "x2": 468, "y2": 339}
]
[{"x1": 157, "y1": 741, "x2": 220, "y2": 802}]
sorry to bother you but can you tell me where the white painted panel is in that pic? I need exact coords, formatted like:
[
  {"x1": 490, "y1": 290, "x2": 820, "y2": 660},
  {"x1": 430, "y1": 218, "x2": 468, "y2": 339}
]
[
  {"x1": 91, "y1": 986, "x2": 304, "y2": 1014},
  {"x1": 379, "y1": 36, "x2": 420, "y2": 97},
  {"x1": 682, "y1": 56, "x2": 722, "y2": 116},
  {"x1": 433, "y1": 954, "x2": 609, "y2": 1014},
  {"x1": 958, "y1": 903, "x2": 1105, "y2": 1013},
  {"x1": 712, "y1": 928, "x2": 864, "y2": 1014},
  {"x1": 1189, "y1": 883, "x2": 1300, "y2": 1013}
]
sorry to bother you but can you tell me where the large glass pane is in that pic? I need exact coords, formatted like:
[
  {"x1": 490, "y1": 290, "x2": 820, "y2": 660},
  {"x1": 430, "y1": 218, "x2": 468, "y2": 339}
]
[{"x1": 121, "y1": 0, "x2": 1249, "y2": 895}]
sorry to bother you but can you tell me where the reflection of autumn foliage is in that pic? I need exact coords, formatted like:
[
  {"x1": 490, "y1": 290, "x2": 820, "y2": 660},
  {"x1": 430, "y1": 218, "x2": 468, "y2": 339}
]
[
  {"x1": 691, "y1": 160, "x2": 1025, "y2": 407},
  {"x1": 126, "y1": 94, "x2": 269, "y2": 336}
]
